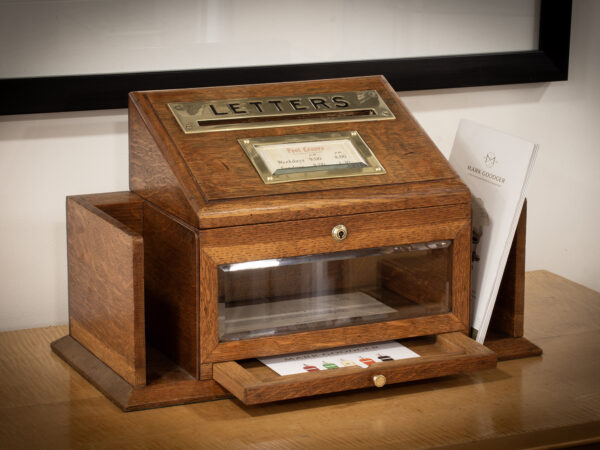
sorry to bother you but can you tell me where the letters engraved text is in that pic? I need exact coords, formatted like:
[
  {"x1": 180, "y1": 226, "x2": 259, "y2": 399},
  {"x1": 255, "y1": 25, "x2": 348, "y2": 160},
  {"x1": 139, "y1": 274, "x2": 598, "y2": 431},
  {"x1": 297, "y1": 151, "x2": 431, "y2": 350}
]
[{"x1": 168, "y1": 90, "x2": 394, "y2": 133}]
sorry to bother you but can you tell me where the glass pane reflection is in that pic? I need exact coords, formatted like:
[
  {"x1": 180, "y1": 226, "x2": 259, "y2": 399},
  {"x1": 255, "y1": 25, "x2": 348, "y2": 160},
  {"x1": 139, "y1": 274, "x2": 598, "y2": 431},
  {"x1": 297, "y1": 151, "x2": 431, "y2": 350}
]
[{"x1": 218, "y1": 240, "x2": 452, "y2": 341}]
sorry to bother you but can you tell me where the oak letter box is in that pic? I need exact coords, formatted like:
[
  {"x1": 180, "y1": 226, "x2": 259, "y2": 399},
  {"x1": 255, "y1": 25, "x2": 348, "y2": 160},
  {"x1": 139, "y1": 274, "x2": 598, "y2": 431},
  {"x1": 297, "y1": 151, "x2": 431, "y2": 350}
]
[{"x1": 53, "y1": 76, "x2": 497, "y2": 410}]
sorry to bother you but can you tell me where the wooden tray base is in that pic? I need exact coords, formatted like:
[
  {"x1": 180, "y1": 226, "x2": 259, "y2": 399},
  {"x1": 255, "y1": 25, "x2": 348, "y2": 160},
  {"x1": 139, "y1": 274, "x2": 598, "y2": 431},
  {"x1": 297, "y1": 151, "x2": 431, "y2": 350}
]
[
  {"x1": 484, "y1": 334, "x2": 542, "y2": 361},
  {"x1": 51, "y1": 336, "x2": 231, "y2": 411}
]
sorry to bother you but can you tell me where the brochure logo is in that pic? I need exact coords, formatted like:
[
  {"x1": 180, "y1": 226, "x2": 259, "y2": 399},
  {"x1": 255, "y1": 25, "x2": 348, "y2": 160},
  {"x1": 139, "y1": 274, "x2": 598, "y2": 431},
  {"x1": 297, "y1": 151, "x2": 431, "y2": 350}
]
[{"x1": 484, "y1": 152, "x2": 497, "y2": 168}]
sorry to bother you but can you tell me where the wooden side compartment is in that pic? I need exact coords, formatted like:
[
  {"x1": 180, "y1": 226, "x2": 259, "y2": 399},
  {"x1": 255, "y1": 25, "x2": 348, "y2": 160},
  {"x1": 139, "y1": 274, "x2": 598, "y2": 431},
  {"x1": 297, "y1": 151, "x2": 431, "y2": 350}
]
[
  {"x1": 62, "y1": 192, "x2": 146, "y2": 387},
  {"x1": 51, "y1": 192, "x2": 229, "y2": 411},
  {"x1": 485, "y1": 201, "x2": 542, "y2": 360}
]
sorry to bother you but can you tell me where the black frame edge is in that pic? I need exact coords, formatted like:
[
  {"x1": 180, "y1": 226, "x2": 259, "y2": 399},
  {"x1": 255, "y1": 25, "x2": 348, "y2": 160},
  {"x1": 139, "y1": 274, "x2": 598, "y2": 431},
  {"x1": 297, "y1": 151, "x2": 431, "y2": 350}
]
[{"x1": 0, "y1": 0, "x2": 571, "y2": 115}]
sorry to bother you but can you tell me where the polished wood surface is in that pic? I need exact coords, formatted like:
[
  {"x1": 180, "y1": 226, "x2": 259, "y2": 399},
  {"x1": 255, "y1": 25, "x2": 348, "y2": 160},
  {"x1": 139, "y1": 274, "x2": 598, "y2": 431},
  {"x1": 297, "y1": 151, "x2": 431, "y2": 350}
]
[
  {"x1": 51, "y1": 336, "x2": 229, "y2": 411},
  {"x1": 199, "y1": 204, "x2": 471, "y2": 364},
  {"x1": 133, "y1": 76, "x2": 456, "y2": 201},
  {"x1": 129, "y1": 76, "x2": 470, "y2": 228},
  {"x1": 1, "y1": 271, "x2": 598, "y2": 448},
  {"x1": 143, "y1": 202, "x2": 200, "y2": 378},
  {"x1": 66, "y1": 194, "x2": 146, "y2": 387},
  {"x1": 490, "y1": 200, "x2": 527, "y2": 338},
  {"x1": 484, "y1": 201, "x2": 542, "y2": 361},
  {"x1": 214, "y1": 332, "x2": 496, "y2": 405},
  {"x1": 129, "y1": 97, "x2": 201, "y2": 228}
]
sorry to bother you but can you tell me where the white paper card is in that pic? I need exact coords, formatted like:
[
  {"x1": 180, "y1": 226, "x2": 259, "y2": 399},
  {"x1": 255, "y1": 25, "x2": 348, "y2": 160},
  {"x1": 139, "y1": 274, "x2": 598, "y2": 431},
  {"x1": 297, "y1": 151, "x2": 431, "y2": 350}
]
[
  {"x1": 255, "y1": 138, "x2": 366, "y2": 173},
  {"x1": 449, "y1": 119, "x2": 538, "y2": 343},
  {"x1": 258, "y1": 341, "x2": 419, "y2": 376}
]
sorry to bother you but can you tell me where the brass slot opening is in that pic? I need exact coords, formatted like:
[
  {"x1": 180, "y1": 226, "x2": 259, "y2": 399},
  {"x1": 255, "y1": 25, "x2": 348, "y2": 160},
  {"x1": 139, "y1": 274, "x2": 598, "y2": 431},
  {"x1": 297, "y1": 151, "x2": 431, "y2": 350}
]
[
  {"x1": 169, "y1": 90, "x2": 395, "y2": 133},
  {"x1": 198, "y1": 109, "x2": 375, "y2": 127}
]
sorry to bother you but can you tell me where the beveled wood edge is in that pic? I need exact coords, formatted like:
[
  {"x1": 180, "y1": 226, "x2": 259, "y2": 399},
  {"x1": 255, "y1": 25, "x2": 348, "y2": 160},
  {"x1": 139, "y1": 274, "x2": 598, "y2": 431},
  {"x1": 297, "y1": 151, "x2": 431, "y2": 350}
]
[
  {"x1": 51, "y1": 336, "x2": 231, "y2": 412},
  {"x1": 52, "y1": 335, "x2": 135, "y2": 411},
  {"x1": 512, "y1": 199, "x2": 527, "y2": 335},
  {"x1": 203, "y1": 314, "x2": 466, "y2": 363},
  {"x1": 484, "y1": 336, "x2": 542, "y2": 361},
  {"x1": 452, "y1": 222, "x2": 471, "y2": 332},
  {"x1": 199, "y1": 210, "x2": 470, "y2": 265},
  {"x1": 213, "y1": 361, "x2": 260, "y2": 403},
  {"x1": 67, "y1": 193, "x2": 144, "y2": 239},
  {"x1": 485, "y1": 201, "x2": 542, "y2": 361},
  {"x1": 70, "y1": 191, "x2": 144, "y2": 206},
  {"x1": 129, "y1": 93, "x2": 208, "y2": 209},
  {"x1": 130, "y1": 76, "x2": 470, "y2": 228},
  {"x1": 199, "y1": 250, "x2": 219, "y2": 362},
  {"x1": 194, "y1": 180, "x2": 471, "y2": 229},
  {"x1": 213, "y1": 332, "x2": 497, "y2": 405}
]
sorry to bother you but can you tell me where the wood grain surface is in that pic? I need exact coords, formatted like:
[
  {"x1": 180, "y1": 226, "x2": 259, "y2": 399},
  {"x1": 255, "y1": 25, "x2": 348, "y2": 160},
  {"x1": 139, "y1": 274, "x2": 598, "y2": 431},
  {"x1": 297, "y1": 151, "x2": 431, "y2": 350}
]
[
  {"x1": 1, "y1": 271, "x2": 598, "y2": 448},
  {"x1": 484, "y1": 201, "x2": 542, "y2": 360},
  {"x1": 213, "y1": 332, "x2": 496, "y2": 405},
  {"x1": 490, "y1": 200, "x2": 527, "y2": 337},
  {"x1": 129, "y1": 76, "x2": 470, "y2": 228},
  {"x1": 51, "y1": 336, "x2": 229, "y2": 411},
  {"x1": 143, "y1": 202, "x2": 201, "y2": 378},
  {"x1": 129, "y1": 99, "x2": 201, "y2": 228},
  {"x1": 133, "y1": 76, "x2": 456, "y2": 201},
  {"x1": 66, "y1": 194, "x2": 146, "y2": 387},
  {"x1": 198, "y1": 205, "x2": 471, "y2": 363}
]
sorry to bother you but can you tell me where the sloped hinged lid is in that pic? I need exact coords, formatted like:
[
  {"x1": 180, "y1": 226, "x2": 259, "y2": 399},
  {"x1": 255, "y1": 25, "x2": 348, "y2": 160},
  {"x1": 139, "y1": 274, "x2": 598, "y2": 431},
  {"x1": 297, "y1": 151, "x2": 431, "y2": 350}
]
[
  {"x1": 132, "y1": 77, "x2": 457, "y2": 198},
  {"x1": 129, "y1": 76, "x2": 468, "y2": 227}
]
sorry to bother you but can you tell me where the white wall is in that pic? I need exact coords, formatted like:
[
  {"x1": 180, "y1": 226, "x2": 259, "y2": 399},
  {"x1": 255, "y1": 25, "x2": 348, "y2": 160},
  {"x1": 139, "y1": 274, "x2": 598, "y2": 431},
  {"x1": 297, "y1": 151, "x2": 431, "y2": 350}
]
[
  {"x1": 0, "y1": 111, "x2": 129, "y2": 330},
  {"x1": 1, "y1": 1, "x2": 598, "y2": 331}
]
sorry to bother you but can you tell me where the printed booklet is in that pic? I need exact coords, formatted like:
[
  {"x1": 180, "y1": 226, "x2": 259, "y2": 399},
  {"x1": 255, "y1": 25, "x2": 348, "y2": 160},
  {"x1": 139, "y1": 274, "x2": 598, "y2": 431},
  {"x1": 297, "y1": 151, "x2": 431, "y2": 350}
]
[{"x1": 449, "y1": 120, "x2": 538, "y2": 343}]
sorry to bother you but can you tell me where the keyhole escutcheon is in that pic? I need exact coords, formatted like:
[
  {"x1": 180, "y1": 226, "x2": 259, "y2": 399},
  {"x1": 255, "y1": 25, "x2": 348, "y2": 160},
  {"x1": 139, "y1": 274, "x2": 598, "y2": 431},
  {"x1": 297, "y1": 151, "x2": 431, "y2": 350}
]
[{"x1": 332, "y1": 224, "x2": 348, "y2": 242}]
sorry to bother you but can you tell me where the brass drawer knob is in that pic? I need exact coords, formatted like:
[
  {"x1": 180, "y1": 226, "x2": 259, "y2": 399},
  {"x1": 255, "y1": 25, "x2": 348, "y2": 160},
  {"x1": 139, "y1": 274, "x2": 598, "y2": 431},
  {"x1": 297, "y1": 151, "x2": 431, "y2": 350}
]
[
  {"x1": 373, "y1": 374, "x2": 386, "y2": 388},
  {"x1": 332, "y1": 224, "x2": 348, "y2": 241}
]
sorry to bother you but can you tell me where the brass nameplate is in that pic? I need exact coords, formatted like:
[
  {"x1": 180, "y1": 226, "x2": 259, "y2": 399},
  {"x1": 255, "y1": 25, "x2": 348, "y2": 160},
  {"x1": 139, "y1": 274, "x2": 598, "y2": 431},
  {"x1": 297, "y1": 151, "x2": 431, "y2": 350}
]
[
  {"x1": 168, "y1": 90, "x2": 394, "y2": 133},
  {"x1": 239, "y1": 131, "x2": 386, "y2": 184}
]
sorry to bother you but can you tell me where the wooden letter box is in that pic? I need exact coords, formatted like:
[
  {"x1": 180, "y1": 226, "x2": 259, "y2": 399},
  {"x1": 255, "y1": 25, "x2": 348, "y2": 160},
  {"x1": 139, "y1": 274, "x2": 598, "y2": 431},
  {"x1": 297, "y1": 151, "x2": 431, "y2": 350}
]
[{"x1": 52, "y1": 76, "x2": 497, "y2": 411}]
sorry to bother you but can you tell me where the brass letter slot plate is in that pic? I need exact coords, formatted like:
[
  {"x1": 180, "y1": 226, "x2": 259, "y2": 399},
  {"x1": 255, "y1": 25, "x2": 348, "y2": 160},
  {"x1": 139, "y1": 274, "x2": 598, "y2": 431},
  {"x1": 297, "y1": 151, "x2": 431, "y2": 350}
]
[
  {"x1": 239, "y1": 131, "x2": 386, "y2": 184},
  {"x1": 168, "y1": 90, "x2": 394, "y2": 134}
]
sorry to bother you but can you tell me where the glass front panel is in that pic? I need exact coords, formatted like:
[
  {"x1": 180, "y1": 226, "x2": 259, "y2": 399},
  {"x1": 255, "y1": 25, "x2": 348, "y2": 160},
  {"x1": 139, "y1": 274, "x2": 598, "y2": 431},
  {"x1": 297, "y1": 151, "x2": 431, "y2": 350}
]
[{"x1": 218, "y1": 240, "x2": 453, "y2": 341}]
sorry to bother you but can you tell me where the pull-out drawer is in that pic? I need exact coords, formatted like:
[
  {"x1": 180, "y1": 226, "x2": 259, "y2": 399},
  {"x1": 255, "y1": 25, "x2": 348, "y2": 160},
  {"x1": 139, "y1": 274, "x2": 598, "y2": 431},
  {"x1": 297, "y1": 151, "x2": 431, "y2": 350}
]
[{"x1": 213, "y1": 332, "x2": 496, "y2": 405}]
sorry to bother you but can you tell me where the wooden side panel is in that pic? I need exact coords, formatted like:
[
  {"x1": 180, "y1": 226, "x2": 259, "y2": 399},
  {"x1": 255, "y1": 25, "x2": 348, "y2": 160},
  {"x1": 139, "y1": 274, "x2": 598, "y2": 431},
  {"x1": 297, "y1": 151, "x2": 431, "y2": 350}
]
[
  {"x1": 489, "y1": 200, "x2": 527, "y2": 337},
  {"x1": 485, "y1": 200, "x2": 541, "y2": 360},
  {"x1": 143, "y1": 203, "x2": 200, "y2": 378},
  {"x1": 66, "y1": 195, "x2": 145, "y2": 387},
  {"x1": 452, "y1": 223, "x2": 471, "y2": 333},
  {"x1": 129, "y1": 97, "x2": 200, "y2": 227}
]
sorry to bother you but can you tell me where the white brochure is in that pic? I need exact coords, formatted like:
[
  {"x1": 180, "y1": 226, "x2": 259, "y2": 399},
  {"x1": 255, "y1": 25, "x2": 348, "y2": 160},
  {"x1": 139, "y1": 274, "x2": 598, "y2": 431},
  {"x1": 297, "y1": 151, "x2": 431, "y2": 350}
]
[
  {"x1": 449, "y1": 119, "x2": 538, "y2": 343},
  {"x1": 259, "y1": 341, "x2": 419, "y2": 376}
]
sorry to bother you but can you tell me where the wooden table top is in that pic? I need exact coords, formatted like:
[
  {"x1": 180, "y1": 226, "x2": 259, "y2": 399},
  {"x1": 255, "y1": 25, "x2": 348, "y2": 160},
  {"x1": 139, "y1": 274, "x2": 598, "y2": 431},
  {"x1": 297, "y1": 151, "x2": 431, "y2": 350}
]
[{"x1": 1, "y1": 270, "x2": 599, "y2": 449}]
